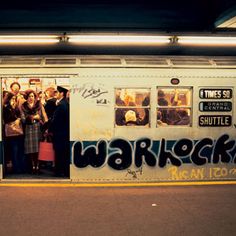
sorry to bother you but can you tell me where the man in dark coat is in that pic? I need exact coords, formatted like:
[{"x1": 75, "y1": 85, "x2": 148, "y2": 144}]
[{"x1": 50, "y1": 86, "x2": 70, "y2": 177}]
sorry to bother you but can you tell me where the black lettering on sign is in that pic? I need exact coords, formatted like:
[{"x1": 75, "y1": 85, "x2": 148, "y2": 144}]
[
  {"x1": 108, "y1": 139, "x2": 132, "y2": 170},
  {"x1": 199, "y1": 89, "x2": 232, "y2": 99},
  {"x1": 199, "y1": 115, "x2": 232, "y2": 127},
  {"x1": 134, "y1": 138, "x2": 156, "y2": 167},
  {"x1": 212, "y1": 134, "x2": 235, "y2": 164},
  {"x1": 199, "y1": 102, "x2": 232, "y2": 112}
]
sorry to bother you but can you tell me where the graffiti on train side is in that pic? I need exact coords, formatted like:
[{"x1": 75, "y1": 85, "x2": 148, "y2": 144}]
[
  {"x1": 71, "y1": 83, "x2": 110, "y2": 106},
  {"x1": 126, "y1": 167, "x2": 143, "y2": 179},
  {"x1": 71, "y1": 83, "x2": 108, "y2": 99},
  {"x1": 72, "y1": 134, "x2": 236, "y2": 171},
  {"x1": 168, "y1": 166, "x2": 236, "y2": 180}
]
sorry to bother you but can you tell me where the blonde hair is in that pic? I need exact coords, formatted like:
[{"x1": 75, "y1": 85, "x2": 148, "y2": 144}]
[{"x1": 125, "y1": 110, "x2": 137, "y2": 123}]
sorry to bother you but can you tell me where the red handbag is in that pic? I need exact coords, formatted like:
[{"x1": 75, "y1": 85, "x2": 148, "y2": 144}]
[{"x1": 38, "y1": 141, "x2": 55, "y2": 161}]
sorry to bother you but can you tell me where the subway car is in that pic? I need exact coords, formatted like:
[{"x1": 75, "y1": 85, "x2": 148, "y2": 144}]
[{"x1": 0, "y1": 55, "x2": 236, "y2": 183}]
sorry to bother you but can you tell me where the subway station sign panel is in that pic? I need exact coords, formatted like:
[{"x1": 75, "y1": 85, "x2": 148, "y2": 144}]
[
  {"x1": 199, "y1": 101, "x2": 232, "y2": 112},
  {"x1": 199, "y1": 89, "x2": 232, "y2": 99},
  {"x1": 199, "y1": 115, "x2": 232, "y2": 127}
]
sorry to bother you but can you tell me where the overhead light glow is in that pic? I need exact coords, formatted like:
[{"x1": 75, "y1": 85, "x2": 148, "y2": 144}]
[
  {"x1": 177, "y1": 36, "x2": 236, "y2": 46},
  {"x1": 69, "y1": 35, "x2": 171, "y2": 45},
  {"x1": 0, "y1": 35, "x2": 60, "y2": 44}
]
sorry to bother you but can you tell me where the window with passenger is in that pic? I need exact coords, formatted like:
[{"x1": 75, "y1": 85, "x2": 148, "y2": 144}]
[
  {"x1": 157, "y1": 87, "x2": 192, "y2": 126},
  {"x1": 115, "y1": 88, "x2": 150, "y2": 126}
]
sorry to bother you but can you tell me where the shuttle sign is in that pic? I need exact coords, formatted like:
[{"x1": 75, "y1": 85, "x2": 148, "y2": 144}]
[{"x1": 199, "y1": 115, "x2": 232, "y2": 127}]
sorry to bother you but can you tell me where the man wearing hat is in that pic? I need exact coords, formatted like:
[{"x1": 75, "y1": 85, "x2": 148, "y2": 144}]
[{"x1": 50, "y1": 86, "x2": 70, "y2": 177}]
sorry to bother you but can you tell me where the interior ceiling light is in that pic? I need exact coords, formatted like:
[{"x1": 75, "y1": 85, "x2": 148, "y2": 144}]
[
  {"x1": 177, "y1": 36, "x2": 236, "y2": 46},
  {"x1": 0, "y1": 35, "x2": 60, "y2": 44},
  {"x1": 68, "y1": 35, "x2": 171, "y2": 45}
]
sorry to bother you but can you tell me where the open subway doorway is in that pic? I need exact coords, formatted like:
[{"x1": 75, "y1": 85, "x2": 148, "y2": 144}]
[{"x1": 1, "y1": 76, "x2": 70, "y2": 179}]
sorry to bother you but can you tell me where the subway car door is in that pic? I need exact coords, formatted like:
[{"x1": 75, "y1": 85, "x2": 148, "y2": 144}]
[{"x1": 0, "y1": 78, "x2": 3, "y2": 180}]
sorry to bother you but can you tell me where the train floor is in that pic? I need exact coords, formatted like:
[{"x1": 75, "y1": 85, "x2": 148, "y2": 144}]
[{"x1": 3, "y1": 161, "x2": 69, "y2": 179}]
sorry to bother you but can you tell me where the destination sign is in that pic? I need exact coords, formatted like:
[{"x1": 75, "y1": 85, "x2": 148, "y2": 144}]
[
  {"x1": 199, "y1": 89, "x2": 232, "y2": 99},
  {"x1": 199, "y1": 115, "x2": 232, "y2": 127},
  {"x1": 199, "y1": 102, "x2": 232, "y2": 112}
]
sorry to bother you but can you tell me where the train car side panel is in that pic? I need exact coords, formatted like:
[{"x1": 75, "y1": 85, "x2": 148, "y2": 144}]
[{"x1": 70, "y1": 68, "x2": 236, "y2": 182}]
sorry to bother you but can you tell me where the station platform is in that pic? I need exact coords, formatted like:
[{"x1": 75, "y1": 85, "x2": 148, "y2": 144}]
[{"x1": 0, "y1": 184, "x2": 235, "y2": 236}]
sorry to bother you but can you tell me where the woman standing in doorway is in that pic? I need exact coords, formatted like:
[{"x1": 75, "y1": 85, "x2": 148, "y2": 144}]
[
  {"x1": 3, "y1": 92, "x2": 25, "y2": 174},
  {"x1": 21, "y1": 90, "x2": 48, "y2": 174}
]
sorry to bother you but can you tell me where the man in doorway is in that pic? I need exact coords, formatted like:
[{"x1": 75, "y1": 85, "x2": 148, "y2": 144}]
[{"x1": 50, "y1": 86, "x2": 70, "y2": 177}]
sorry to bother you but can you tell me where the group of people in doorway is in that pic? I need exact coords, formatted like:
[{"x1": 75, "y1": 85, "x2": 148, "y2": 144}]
[{"x1": 2, "y1": 82, "x2": 70, "y2": 177}]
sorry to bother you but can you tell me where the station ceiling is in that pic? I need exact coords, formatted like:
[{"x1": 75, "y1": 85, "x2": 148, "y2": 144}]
[
  {"x1": 0, "y1": 0, "x2": 236, "y2": 56},
  {"x1": 0, "y1": 0, "x2": 235, "y2": 32}
]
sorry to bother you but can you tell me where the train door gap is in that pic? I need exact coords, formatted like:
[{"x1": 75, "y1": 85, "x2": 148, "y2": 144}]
[{"x1": 1, "y1": 76, "x2": 70, "y2": 180}]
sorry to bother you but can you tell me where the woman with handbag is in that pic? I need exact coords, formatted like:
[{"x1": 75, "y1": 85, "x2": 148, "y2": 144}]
[
  {"x1": 21, "y1": 89, "x2": 48, "y2": 174},
  {"x1": 3, "y1": 92, "x2": 25, "y2": 174}
]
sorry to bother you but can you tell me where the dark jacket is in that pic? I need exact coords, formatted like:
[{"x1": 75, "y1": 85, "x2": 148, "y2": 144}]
[
  {"x1": 3, "y1": 105, "x2": 23, "y2": 139},
  {"x1": 50, "y1": 98, "x2": 69, "y2": 150},
  {"x1": 3, "y1": 105, "x2": 21, "y2": 124},
  {"x1": 44, "y1": 98, "x2": 57, "y2": 120}
]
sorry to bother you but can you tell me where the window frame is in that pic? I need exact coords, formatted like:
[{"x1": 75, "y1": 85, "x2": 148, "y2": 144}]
[
  {"x1": 156, "y1": 86, "x2": 193, "y2": 127},
  {"x1": 114, "y1": 87, "x2": 151, "y2": 128}
]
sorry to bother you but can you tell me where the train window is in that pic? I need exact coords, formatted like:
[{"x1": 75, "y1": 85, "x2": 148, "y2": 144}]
[
  {"x1": 157, "y1": 87, "x2": 192, "y2": 126},
  {"x1": 115, "y1": 88, "x2": 150, "y2": 126}
]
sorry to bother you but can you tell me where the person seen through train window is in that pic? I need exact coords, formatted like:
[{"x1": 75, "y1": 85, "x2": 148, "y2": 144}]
[
  {"x1": 157, "y1": 110, "x2": 168, "y2": 126},
  {"x1": 125, "y1": 110, "x2": 138, "y2": 126},
  {"x1": 167, "y1": 90, "x2": 182, "y2": 125},
  {"x1": 157, "y1": 90, "x2": 168, "y2": 123},
  {"x1": 174, "y1": 109, "x2": 190, "y2": 125},
  {"x1": 124, "y1": 93, "x2": 141, "y2": 120},
  {"x1": 115, "y1": 89, "x2": 126, "y2": 126},
  {"x1": 50, "y1": 86, "x2": 70, "y2": 177},
  {"x1": 170, "y1": 89, "x2": 182, "y2": 106},
  {"x1": 21, "y1": 89, "x2": 48, "y2": 174},
  {"x1": 124, "y1": 94, "x2": 136, "y2": 106},
  {"x1": 3, "y1": 92, "x2": 25, "y2": 174},
  {"x1": 139, "y1": 96, "x2": 150, "y2": 125}
]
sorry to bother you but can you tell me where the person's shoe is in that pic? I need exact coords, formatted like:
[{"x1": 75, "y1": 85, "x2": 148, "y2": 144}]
[
  {"x1": 36, "y1": 166, "x2": 40, "y2": 175},
  {"x1": 32, "y1": 166, "x2": 36, "y2": 174}
]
